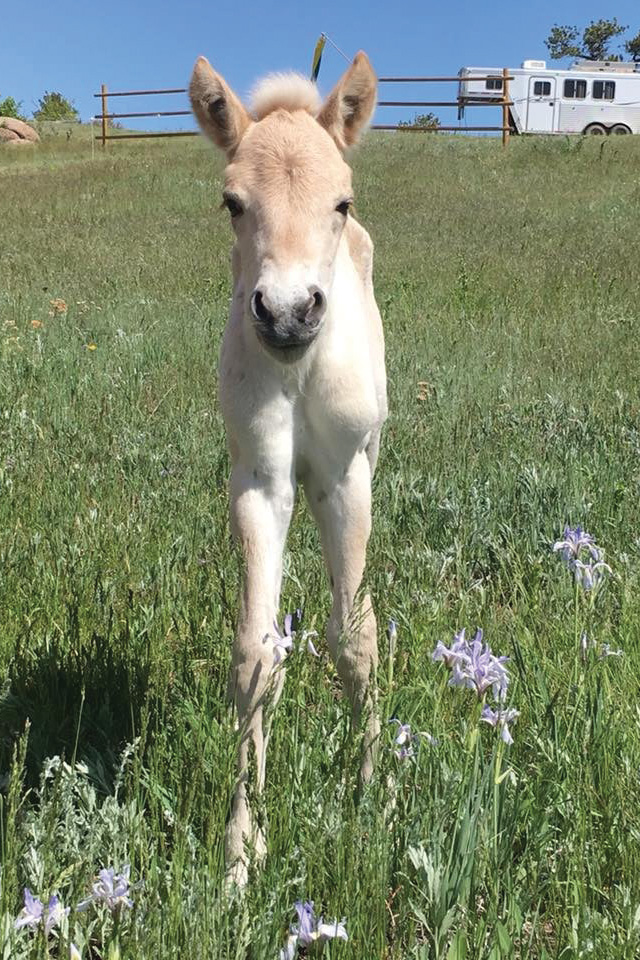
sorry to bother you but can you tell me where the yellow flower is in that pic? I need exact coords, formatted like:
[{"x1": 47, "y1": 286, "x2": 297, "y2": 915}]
[{"x1": 86, "y1": 342, "x2": 97, "y2": 351}]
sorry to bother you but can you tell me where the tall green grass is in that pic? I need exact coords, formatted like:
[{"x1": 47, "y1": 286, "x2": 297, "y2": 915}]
[{"x1": 1, "y1": 131, "x2": 639, "y2": 958}]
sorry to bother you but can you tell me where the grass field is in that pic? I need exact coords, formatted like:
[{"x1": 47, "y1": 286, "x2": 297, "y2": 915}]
[{"x1": 1, "y1": 129, "x2": 640, "y2": 959}]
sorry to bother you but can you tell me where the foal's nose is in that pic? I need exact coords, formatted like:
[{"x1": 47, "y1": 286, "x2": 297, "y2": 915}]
[{"x1": 251, "y1": 287, "x2": 326, "y2": 327}]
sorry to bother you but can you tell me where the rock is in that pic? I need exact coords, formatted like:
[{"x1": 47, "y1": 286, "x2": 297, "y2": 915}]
[
  {"x1": 0, "y1": 127, "x2": 20, "y2": 143},
  {"x1": 0, "y1": 117, "x2": 40, "y2": 142}
]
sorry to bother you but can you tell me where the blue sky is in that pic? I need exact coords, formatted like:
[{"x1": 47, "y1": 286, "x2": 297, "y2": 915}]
[{"x1": 2, "y1": 1, "x2": 639, "y2": 129}]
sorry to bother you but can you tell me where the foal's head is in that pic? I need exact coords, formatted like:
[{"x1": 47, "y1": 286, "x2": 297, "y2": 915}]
[{"x1": 189, "y1": 53, "x2": 376, "y2": 358}]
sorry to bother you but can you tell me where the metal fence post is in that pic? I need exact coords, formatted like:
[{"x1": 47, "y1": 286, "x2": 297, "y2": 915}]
[
  {"x1": 101, "y1": 84, "x2": 108, "y2": 148},
  {"x1": 502, "y1": 68, "x2": 510, "y2": 147}
]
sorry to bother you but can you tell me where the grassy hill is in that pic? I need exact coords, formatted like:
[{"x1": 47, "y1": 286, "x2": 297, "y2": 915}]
[{"x1": 1, "y1": 132, "x2": 639, "y2": 958}]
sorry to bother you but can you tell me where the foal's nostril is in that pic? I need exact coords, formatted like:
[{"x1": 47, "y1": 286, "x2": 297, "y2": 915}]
[
  {"x1": 307, "y1": 286, "x2": 326, "y2": 321},
  {"x1": 251, "y1": 289, "x2": 274, "y2": 325}
]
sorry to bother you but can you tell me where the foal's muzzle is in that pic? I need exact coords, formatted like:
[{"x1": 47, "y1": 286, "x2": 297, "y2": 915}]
[{"x1": 250, "y1": 285, "x2": 327, "y2": 352}]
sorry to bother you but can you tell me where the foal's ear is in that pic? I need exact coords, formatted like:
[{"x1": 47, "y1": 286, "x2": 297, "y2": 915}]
[
  {"x1": 317, "y1": 51, "x2": 377, "y2": 151},
  {"x1": 189, "y1": 56, "x2": 251, "y2": 157}
]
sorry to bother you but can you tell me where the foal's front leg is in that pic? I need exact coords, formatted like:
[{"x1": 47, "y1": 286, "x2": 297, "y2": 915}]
[
  {"x1": 308, "y1": 450, "x2": 380, "y2": 782},
  {"x1": 225, "y1": 462, "x2": 294, "y2": 887}
]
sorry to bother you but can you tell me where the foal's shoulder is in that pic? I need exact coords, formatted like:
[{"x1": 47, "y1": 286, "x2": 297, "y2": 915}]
[{"x1": 345, "y1": 216, "x2": 374, "y2": 286}]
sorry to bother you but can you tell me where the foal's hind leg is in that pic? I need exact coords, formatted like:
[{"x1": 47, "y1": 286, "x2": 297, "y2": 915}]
[
  {"x1": 306, "y1": 450, "x2": 380, "y2": 782},
  {"x1": 225, "y1": 462, "x2": 294, "y2": 887}
]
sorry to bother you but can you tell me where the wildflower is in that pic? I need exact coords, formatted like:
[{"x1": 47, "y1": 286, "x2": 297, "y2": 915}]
[
  {"x1": 31, "y1": 319, "x2": 43, "y2": 329},
  {"x1": 270, "y1": 610, "x2": 319, "y2": 665},
  {"x1": 432, "y1": 628, "x2": 469, "y2": 669},
  {"x1": 85, "y1": 343, "x2": 97, "y2": 351},
  {"x1": 580, "y1": 631, "x2": 594, "y2": 662},
  {"x1": 553, "y1": 525, "x2": 601, "y2": 564},
  {"x1": 15, "y1": 889, "x2": 69, "y2": 934},
  {"x1": 49, "y1": 298, "x2": 67, "y2": 314},
  {"x1": 15, "y1": 889, "x2": 43, "y2": 931},
  {"x1": 434, "y1": 629, "x2": 510, "y2": 701},
  {"x1": 573, "y1": 559, "x2": 612, "y2": 591},
  {"x1": 70, "y1": 945, "x2": 82, "y2": 960},
  {"x1": 44, "y1": 896, "x2": 70, "y2": 934},
  {"x1": 389, "y1": 719, "x2": 437, "y2": 758},
  {"x1": 77, "y1": 866, "x2": 133, "y2": 912},
  {"x1": 481, "y1": 705, "x2": 520, "y2": 745},
  {"x1": 280, "y1": 901, "x2": 347, "y2": 958},
  {"x1": 390, "y1": 718, "x2": 415, "y2": 759},
  {"x1": 388, "y1": 619, "x2": 397, "y2": 656},
  {"x1": 600, "y1": 644, "x2": 623, "y2": 659},
  {"x1": 303, "y1": 630, "x2": 320, "y2": 656},
  {"x1": 270, "y1": 617, "x2": 295, "y2": 666},
  {"x1": 553, "y1": 525, "x2": 611, "y2": 590}
]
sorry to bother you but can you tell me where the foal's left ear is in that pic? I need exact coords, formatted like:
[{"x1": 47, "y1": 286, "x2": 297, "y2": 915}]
[
  {"x1": 189, "y1": 56, "x2": 251, "y2": 158},
  {"x1": 317, "y1": 51, "x2": 377, "y2": 152}
]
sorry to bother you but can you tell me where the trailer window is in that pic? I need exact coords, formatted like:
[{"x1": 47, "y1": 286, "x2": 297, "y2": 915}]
[
  {"x1": 533, "y1": 81, "x2": 552, "y2": 96},
  {"x1": 564, "y1": 79, "x2": 587, "y2": 99},
  {"x1": 485, "y1": 77, "x2": 503, "y2": 91},
  {"x1": 593, "y1": 80, "x2": 615, "y2": 100}
]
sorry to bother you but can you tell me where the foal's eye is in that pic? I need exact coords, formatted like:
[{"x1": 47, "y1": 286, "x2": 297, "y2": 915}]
[
  {"x1": 335, "y1": 199, "x2": 352, "y2": 216},
  {"x1": 223, "y1": 195, "x2": 244, "y2": 218}
]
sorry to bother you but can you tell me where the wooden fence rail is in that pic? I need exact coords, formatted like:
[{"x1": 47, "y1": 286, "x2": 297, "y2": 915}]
[{"x1": 94, "y1": 70, "x2": 513, "y2": 146}]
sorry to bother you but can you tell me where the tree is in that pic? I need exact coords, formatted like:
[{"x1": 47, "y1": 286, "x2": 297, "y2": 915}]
[
  {"x1": 398, "y1": 112, "x2": 440, "y2": 130},
  {"x1": 0, "y1": 95, "x2": 26, "y2": 121},
  {"x1": 33, "y1": 91, "x2": 79, "y2": 122},
  {"x1": 545, "y1": 18, "x2": 627, "y2": 61},
  {"x1": 625, "y1": 29, "x2": 640, "y2": 61}
]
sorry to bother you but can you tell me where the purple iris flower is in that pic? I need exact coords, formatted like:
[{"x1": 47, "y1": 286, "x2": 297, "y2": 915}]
[
  {"x1": 390, "y1": 718, "x2": 416, "y2": 758},
  {"x1": 389, "y1": 719, "x2": 437, "y2": 758},
  {"x1": 553, "y1": 525, "x2": 601, "y2": 565},
  {"x1": 432, "y1": 628, "x2": 469, "y2": 669},
  {"x1": 553, "y1": 526, "x2": 611, "y2": 590},
  {"x1": 270, "y1": 617, "x2": 295, "y2": 666},
  {"x1": 572, "y1": 559, "x2": 612, "y2": 591},
  {"x1": 77, "y1": 866, "x2": 133, "y2": 912},
  {"x1": 15, "y1": 889, "x2": 69, "y2": 934},
  {"x1": 15, "y1": 889, "x2": 43, "y2": 931},
  {"x1": 279, "y1": 900, "x2": 348, "y2": 958},
  {"x1": 481, "y1": 705, "x2": 520, "y2": 745},
  {"x1": 270, "y1": 610, "x2": 320, "y2": 666},
  {"x1": 434, "y1": 629, "x2": 510, "y2": 701}
]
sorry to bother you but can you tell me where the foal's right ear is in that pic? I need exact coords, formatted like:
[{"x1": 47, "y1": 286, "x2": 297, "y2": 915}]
[{"x1": 189, "y1": 57, "x2": 251, "y2": 158}]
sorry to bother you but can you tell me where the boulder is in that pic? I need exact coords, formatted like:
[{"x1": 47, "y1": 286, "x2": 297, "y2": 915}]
[
  {"x1": 0, "y1": 117, "x2": 40, "y2": 142},
  {"x1": 0, "y1": 127, "x2": 20, "y2": 143}
]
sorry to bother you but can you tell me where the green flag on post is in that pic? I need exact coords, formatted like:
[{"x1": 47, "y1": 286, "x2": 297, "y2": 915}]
[{"x1": 311, "y1": 34, "x2": 326, "y2": 82}]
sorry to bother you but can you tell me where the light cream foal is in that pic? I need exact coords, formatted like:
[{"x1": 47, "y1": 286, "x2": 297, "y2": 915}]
[{"x1": 189, "y1": 51, "x2": 387, "y2": 886}]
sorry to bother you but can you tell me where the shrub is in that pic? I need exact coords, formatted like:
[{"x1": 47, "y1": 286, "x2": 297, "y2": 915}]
[
  {"x1": 33, "y1": 91, "x2": 79, "y2": 122},
  {"x1": 0, "y1": 95, "x2": 26, "y2": 121},
  {"x1": 398, "y1": 111, "x2": 440, "y2": 130}
]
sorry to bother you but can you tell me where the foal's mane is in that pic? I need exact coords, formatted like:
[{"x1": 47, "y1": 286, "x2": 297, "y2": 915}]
[{"x1": 250, "y1": 73, "x2": 322, "y2": 121}]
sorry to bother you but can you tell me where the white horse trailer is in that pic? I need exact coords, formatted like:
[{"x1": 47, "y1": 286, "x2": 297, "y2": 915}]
[{"x1": 458, "y1": 60, "x2": 640, "y2": 135}]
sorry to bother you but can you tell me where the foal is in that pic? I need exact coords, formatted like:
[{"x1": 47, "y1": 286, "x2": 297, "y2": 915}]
[{"x1": 189, "y1": 51, "x2": 387, "y2": 886}]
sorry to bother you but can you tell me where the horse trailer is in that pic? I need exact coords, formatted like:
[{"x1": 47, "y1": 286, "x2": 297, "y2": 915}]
[{"x1": 458, "y1": 60, "x2": 640, "y2": 135}]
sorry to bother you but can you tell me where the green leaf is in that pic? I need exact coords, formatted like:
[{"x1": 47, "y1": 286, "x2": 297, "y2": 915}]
[
  {"x1": 447, "y1": 931, "x2": 467, "y2": 960},
  {"x1": 495, "y1": 920, "x2": 512, "y2": 954}
]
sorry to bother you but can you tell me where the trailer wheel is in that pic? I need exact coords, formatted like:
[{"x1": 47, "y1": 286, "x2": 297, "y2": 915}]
[
  {"x1": 610, "y1": 124, "x2": 631, "y2": 135},
  {"x1": 584, "y1": 123, "x2": 607, "y2": 135}
]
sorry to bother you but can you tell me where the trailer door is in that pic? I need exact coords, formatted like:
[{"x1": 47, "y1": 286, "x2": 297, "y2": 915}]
[{"x1": 526, "y1": 77, "x2": 556, "y2": 132}]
